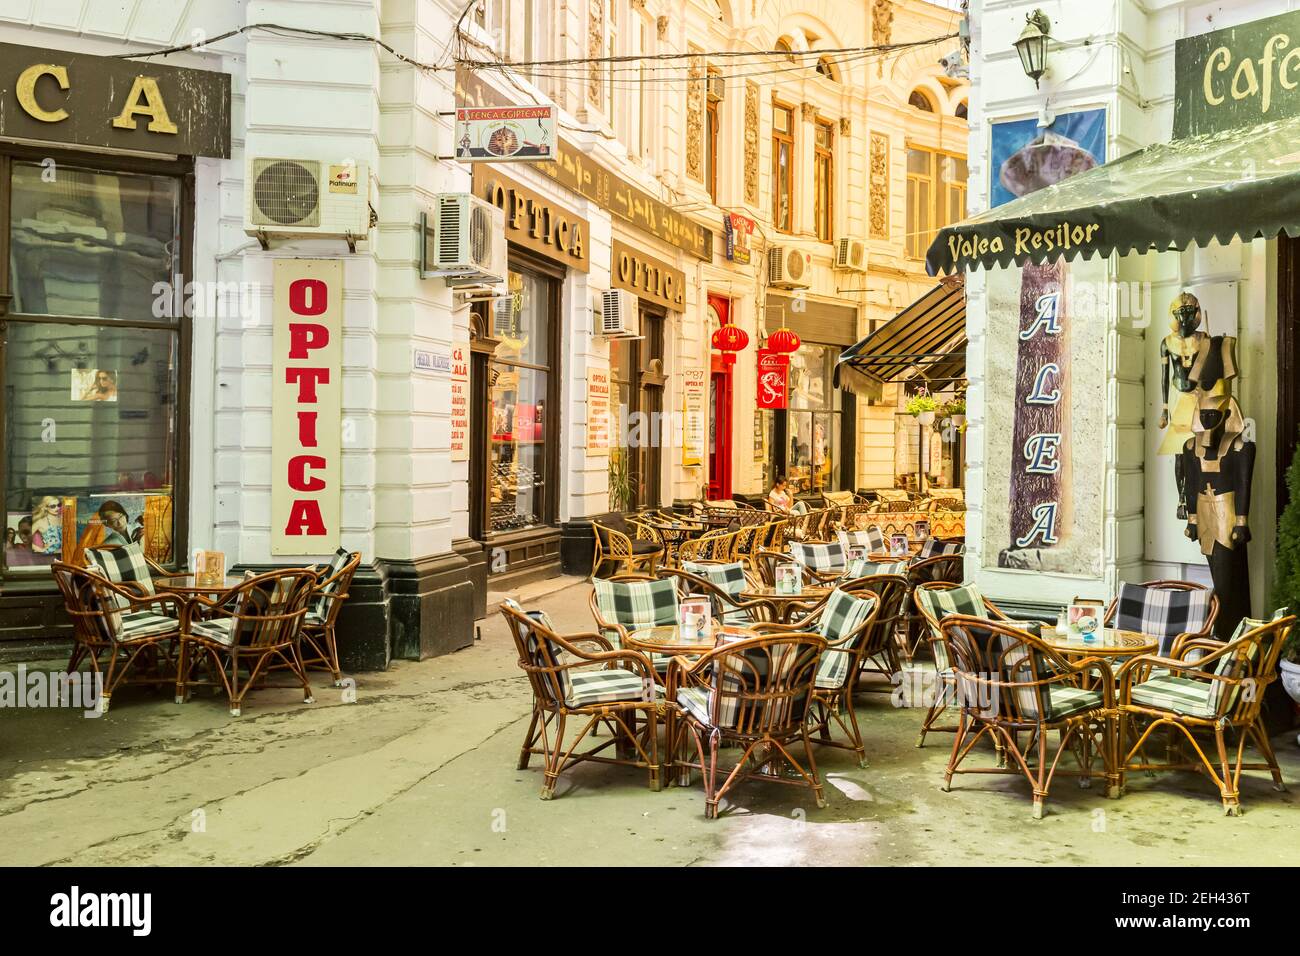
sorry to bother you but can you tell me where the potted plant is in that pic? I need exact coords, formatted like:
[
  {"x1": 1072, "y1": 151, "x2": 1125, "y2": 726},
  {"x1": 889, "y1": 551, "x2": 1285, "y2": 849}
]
[
  {"x1": 906, "y1": 391, "x2": 939, "y2": 427},
  {"x1": 946, "y1": 397, "x2": 966, "y2": 427},
  {"x1": 608, "y1": 453, "x2": 632, "y2": 513}
]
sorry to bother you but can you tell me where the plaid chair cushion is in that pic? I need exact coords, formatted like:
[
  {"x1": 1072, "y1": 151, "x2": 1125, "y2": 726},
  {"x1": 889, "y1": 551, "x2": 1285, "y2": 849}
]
[
  {"x1": 918, "y1": 537, "x2": 964, "y2": 559},
  {"x1": 191, "y1": 617, "x2": 239, "y2": 646},
  {"x1": 86, "y1": 544, "x2": 155, "y2": 610},
  {"x1": 593, "y1": 578, "x2": 679, "y2": 646},
  {"x1": 1046, "y1": 685, "x2": 1104, "y2": 720},
  {"x1": 995, "y1": 630, "x2": 1060, "y2": 720},
  {"x1": 682, "y1": 640, "x2": 808, "y2": 729},
  {"x1": 119, "y1": 610, "x2": 179, "y2": 642},
  {"x1": 1113, "y1": 583, "x2": 1213, "y2": 655},
  {"x1": 913, "y1": 584, "x2": 987, "y2": 670},
  {"x1": 843, "y1": 558, "x2": 907, "y2": 580},
  {"x1": 1205, "y1": 607, "x2": 1288, "y2": 711},
  {"x1": 1131, "y1": 673, "x2": 1217, "y2": 718},
  {"x1": 682, "y1": 560, "x2": 751, "y2": 623},
  {"x1": 502, "y1": 598, "x2": 575, "y2": 705},
  {"x1": 790, "y1": 540, "x2": 846, "y2": 572},
  {"x1": 313, "y1": 548, "x2": 353, "y2": 621},
  {"x1": 564, "y1": 668, "x2": 647, "y2": 707},
  {"x1": 814, "y1": 590, "x2": 877, "y2": 689},
  {"x1": 837, "y1": 528, "x2": 885, "y2": 553}
]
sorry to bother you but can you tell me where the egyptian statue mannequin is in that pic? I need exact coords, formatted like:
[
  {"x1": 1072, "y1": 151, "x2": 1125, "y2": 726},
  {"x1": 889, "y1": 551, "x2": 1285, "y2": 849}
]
[
  {"x1": 1175, "y1": 389, "x2": 1254, "y2": 638},
  {"x1": 1157, "y1": 293, "x2": 1209, "y2": 454}
]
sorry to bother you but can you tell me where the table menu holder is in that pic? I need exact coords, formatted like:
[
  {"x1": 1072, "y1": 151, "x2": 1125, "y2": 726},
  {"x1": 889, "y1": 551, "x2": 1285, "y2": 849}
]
[
  {"x1": 679, "y1": 597, "x2": 712, "y2": 641},
  {"x1": 194, "y1": 549, "x2": 226, "y2": 588}
]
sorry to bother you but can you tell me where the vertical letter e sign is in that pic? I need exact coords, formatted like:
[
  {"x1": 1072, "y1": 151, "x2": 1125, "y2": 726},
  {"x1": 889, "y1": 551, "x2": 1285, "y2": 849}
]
[{"x1": 272, "y1": 259, "x2": 343, "y2": 554}]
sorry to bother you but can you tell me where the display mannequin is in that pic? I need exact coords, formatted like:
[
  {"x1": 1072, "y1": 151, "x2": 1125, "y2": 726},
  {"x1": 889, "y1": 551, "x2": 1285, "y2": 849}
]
[
  {"x1": 1176, "y1": 392, "x2": 1254, "y2": 638},
  {"x1": 1158, "y1": 292, "x2": 1206, "y2": 431}
]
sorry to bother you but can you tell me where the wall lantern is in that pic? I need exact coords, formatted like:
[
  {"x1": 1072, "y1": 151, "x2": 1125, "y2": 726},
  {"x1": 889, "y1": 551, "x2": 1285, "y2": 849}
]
[
  {"x1": 1013, "y1": 10, "x2": 1052, "y2": 88},
  {"x1": 711, "y1": 323, "x2": 749, "y2": 365},
  {"x1": 766, "y1": 327, "x2": 801, "y2": 355}
]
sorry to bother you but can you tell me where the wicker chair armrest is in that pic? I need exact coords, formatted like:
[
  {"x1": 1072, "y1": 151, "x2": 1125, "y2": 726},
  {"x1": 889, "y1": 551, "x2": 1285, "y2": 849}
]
[
  {"x1": 1169, "y1": 635, "x2": 1224, "y2": 661},
  {"x1": 1116, "y1": 653, "x2": 1228, "y2": 692},
  {"x1": 551, "y1": 631, "x2": 616, "y2": 656},
  {"x1": 749, "y1": 621, "x2": 804, "y2": 633}
]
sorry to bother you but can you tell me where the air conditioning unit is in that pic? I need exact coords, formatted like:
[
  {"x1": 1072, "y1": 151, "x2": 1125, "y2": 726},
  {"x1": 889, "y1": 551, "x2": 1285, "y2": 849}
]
[
  {"x1": 245, "y1": 158, "x2": 373, "y2": 241},
  {"x1": 599, "y1": 289, "x2": 640, "y2": 338},
  {"x1": 706, "y1": 74, "x2": 726, "y2": 102},
  {"x1": 424, "y1": 193, "x2": 507, "y2": 287},
  {"x1": 833, "y1": 237, "x2": 868, "y2": 273},
  {"x1": 767, "y1": 246, "x2": 811, "y2": 289}
]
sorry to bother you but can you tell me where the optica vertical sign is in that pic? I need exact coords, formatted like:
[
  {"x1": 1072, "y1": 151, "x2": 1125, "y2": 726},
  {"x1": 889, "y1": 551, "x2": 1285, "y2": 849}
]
[{"x1": 272, "y1": 259, "x2": 342, "y2": 555}]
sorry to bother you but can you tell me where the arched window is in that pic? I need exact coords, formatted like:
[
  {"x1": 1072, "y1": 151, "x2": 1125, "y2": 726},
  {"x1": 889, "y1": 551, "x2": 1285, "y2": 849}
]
[
  {"x1": 955, "y1": 100, "x2": 968, "y2": 120},
  {"x1": 816, "y1": 56, "x2": 838, "y2": 81},
  {"x1": 909, "y1": 89, "x2": 935, "y2": 112},
  {"x1": 775, "y1": 36, "x2": 796, "y2": 63}
]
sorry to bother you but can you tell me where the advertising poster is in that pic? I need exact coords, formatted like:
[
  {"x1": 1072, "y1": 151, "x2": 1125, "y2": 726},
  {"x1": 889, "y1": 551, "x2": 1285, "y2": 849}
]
[
  {"x1": 455, "y1": 106, "x2": 556, "y2": 162},
  {"x1": 450, "y1": 341, "x2": 470, "y2": 462},
  {"x1": 682, "y1": 367, "x2": 706, "y2": 467},
  {"x1": 988, "y1": 108, "x2": 1107, "y2": 209},
  {"x1": 587, "y1": 367, "x2": 611, "y2": 455},
  {"x1": 271, "y1": 259, "x2": 343, "y2": 555}
]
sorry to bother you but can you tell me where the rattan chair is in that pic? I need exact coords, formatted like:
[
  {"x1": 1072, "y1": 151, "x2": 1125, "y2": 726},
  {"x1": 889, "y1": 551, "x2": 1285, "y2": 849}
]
[
  {"x1": 843, "y1": 572, "x2": 911, "y2": 688},
  {"x1": 175, "y1": 568, "x2": 317, "y2": 716},
  {"x1": 658, "y1": 565, "x2": 776, "y2": 625},
  {"x1": 52, "y1": 561, "x2": 184, "y2": 713},
  {"x1": 902, "y1": 553, "x2": 965, "y2": 660},
  {"x1": 1116, "y1": 614, "x2": 1294, "y2": 815},
  {"x1": 938, "y1": 614, "x2": 1118, "y2": 818},
  {"x1": 1103, "y1": 580, "x2": 1218, "y2": 649},
  {"x1": 751, "y1": 589, "x2": 880, "y2": 767},
  {"x1": 591, "y1": 518, "x2": 664, "y2": 578},
  {"x1": 300, "y1": 550, "x2": 361, "y2": 686},
  {"x1": 677, "y1": 528, "x2": 740, "y2": 564},
  {"x1": 668, "y1": 632, "x2": 828, "y2": 818},
  {"x1": 500, "y1": 599, "x2": 660, "y2": 799}
]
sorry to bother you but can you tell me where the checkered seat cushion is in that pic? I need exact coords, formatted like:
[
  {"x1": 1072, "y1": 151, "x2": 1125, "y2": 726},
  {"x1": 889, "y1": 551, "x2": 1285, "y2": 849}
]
[
  {"x1": 564, "y1": 668, "x2": 647, "y2": 707},
  {"x1": 682, "y1": 560, "x2": 751, "y2": 623},
  {"x1": 309, "y1": 548, "x2": 353, "y2": 625},
  {"x1": 843, "y1": 558, "x2": 907, "y2": 580},
  {"x1": 593, "y1": 578, "x2": 679, "y2": 648},
  {"x1": 1044, "y1": 685, "x2": 1105, "y2": 720},
  {"x1": 790, "y1": 540, "x2": 846, "y2": 572},
  {"x1": 913, "y1": 584, "x2": 988, "y2": 671},
  {"x1": 677, "y1": 640, "x2": 808, "y2": 729},
  {"x1": 86, "y1": 544, "x2": 155, "y2": 610},
  {"x1": 1113, "y1": 583, "x2": 1214, "y2": 656},
  {"x1": 837, "y1": 527, "x2": 885, "y2": 554},
  {"x1": 918, "y1": 537, "x2": 964, "y2": 559},
  {"x1": 117, "y1": 610, "x2": 179, "y2": 642},
  {"x1": 190, "y1": 617, "x2": 239, "y2": 646},
  {"x1": 813, "y1": 589, "x2": 877, "y2": 690},
  {"x1": 1130, "y1": 674, "x2": 1217, "y2": 718}
]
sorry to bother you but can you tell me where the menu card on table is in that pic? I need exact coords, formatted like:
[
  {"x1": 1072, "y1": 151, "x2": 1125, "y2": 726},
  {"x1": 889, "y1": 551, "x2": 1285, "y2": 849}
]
[
  {"x1": 913, "y1": 519, "x2": 930, "y2": 541},
  {"x1": 775, "y1": 563, "x2": 803, "y2": 596},
  {"x1": 193, "y1": 549, "x2": 226, "y2": 587},
  {"x1": 679, "y1": 597, "x2": 712, "y2": 640},
  {"x1": 1067, "y1": 599, "x2": 1104, "y2": 641},
  {"x1": 889, "y1": 534, "x2": 910, "y2": 558}
]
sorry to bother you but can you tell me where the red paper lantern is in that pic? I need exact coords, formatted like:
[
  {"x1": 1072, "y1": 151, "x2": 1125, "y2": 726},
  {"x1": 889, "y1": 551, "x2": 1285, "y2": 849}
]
[
  {"x1": 767, "y1": 327, "x2": 801, "y2": 354},
  {"x1": 711, "y1": 323, "x2": 750, "y2": 352}
]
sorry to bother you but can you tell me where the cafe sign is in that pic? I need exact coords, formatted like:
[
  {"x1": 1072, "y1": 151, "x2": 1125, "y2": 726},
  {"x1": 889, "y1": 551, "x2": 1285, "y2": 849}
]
[
  {"x1": 611, "y1": 240, "x2": 685, "y2": 312},
  {"x1": 0, "y1": 41, "x2": 231, "y2": 157},
  {"x1": 1174, "y1": 9, "x2": 1300, "y2": 138}
]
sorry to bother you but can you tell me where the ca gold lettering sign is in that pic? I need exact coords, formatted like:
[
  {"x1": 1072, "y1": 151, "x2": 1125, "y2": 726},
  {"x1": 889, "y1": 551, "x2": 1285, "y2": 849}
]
[
  {"x1": 1175, "y1": 10, "x2": 1300, "y2": 137},
  {"x1": 472, "y1": 166, "x2": 590, "y2": 272},
  {"x1": 611, "y1": 240, "x2": 686, "y2": 312},
  {"x1": 0, "y1": 41, "x2": 231, "y2": 157}
]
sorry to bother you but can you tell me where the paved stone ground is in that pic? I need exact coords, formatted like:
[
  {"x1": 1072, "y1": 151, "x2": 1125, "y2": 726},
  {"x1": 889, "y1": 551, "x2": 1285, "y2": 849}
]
[{"x1": 1, "y1": 579, "x2": 1297, "y2": 866}]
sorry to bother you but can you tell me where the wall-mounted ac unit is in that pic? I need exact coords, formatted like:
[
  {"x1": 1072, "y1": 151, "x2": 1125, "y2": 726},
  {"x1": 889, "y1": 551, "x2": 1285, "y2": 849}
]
[
  {"x1": 599, "y1": 289, "x2": 640, "y2": 338},
  {"x1": 833, "y1": 237, "x2": 868, "y2": 273},
  {"x1": 423, "y1": 193, "x2": 507, "y2": 287},
  {"x1": 706, "y1": 74, "x2": 726, "y2": 102},
  {"x1": 245, "y1": 158, "x2": 373, "y2": 241},
  {"x1": 767, "y1": 246, "x2": 811, "y2": 289}
]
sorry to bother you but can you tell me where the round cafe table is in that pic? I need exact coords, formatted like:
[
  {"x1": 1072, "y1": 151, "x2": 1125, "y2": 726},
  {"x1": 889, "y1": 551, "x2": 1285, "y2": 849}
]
[
  {"x1": 1040, "y1": 628, "x2": 1156, "y2": 660},
  {"x1": 739, "y1": 584, "x2": 832, "y2": 623},
  {"x1": 626, "y1": 621, "x2": 759, "y2": 658},
  {"x1": 154, "y1": 573, "x2": 248, "y2": 596}
]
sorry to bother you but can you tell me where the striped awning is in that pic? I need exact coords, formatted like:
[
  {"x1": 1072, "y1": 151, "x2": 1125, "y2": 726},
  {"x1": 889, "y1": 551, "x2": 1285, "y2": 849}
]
[{"x1": 835, "y1": 277, "x2": 966, "y2": 401}]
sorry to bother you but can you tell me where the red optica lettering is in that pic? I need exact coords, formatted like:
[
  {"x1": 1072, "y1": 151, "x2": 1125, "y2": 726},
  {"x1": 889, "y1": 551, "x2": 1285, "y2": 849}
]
[
  {"x1": 288, "y1": 454, "x2": 326, "y2": 492},
  {"x1": 289, "y1": 322, "x2": 329, "y2": 358},
  {"x1": 289, "y1": 278, "x2": 328, "y2": 316},
  {"x1": 297, "y1": 410, "x2": 318, "y2": 447},
  {"x1": 284, "y1": 499, "x2": 326, "y2": 536},
  {"x1": 286, "y1": 367, "x2": 329, "y2": 402}
]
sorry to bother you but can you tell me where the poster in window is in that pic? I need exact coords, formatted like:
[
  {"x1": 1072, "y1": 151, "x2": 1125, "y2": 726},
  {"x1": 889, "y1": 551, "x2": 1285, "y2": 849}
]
[
  {"x1": 450, "y1": 340, "x2": 470, "y2": 462},
  {"x1": 587, "y1": 367, "x2": 611, "y2": 455},
  {"x1": 988, "y1": 109, "x2": 1107, "y2": 209},
  {"x1": 71, "y1": 368, "x2": 118, "y2": 402}
]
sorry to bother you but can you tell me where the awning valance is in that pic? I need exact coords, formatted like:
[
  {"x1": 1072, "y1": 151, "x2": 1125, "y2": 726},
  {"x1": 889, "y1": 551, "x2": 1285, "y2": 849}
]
[
  {"x1": 926, "y1": 114, "x2": 1300, "y2": 275},
  {"x1": 835, "y1": 277, "x2": 965, "y2": 400}
]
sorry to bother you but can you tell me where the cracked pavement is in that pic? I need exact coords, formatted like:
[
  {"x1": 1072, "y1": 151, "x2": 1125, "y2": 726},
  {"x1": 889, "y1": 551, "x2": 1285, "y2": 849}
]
[{"x1": 2, "y1": 580, "x2": 1298, "y2": 866}]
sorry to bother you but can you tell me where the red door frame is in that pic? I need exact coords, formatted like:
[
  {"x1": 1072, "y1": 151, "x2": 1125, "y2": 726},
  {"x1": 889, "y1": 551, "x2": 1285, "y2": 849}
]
[{"x1": 707, "y1": 294, "x2": 734, "y2": 500}]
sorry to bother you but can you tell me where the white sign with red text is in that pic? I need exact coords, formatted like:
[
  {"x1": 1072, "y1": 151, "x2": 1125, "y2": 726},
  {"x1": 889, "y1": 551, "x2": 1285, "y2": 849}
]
[
  {"x1": 450, "y1": 341, "x2": 470, "y2": 462},
  {"x1": 272, "y1": 259, "x2": 343, "y2": 555}
]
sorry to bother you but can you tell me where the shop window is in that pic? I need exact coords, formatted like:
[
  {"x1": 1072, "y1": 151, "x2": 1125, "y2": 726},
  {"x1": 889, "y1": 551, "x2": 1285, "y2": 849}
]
[
  {"x1": 608, "y1": 310, "x2": 664, "y2": 510},
  {"x1": 909, "y1": 89, "x2": 935, "y2": 112},
  {"x1": 488, "y1": 267, "x2": 557, "y2": 533},
  {"x1": 4, "y1": 160, "x2": 183, "y2": 571},
  {"x1": 906, "y1": 147, "x2": 967, "y2": 258},
  {"x1": 784, "y1": 344, "x2": 842, "y2": 494}
]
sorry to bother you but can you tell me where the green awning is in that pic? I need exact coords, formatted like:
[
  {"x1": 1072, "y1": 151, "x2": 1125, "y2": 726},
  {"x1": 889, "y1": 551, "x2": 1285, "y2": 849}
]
[{"x1": 927, "y1": 114, "x2": 1300, "y2": 275}]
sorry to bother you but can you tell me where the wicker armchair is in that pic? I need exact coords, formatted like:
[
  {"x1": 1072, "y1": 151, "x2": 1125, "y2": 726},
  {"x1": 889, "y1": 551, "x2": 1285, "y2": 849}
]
[
  {"x1": 1103, "y1": 580, "x2": 1218, "y2": 652},
  {"x1": 677, "y1": 528, "x2": 740, "y2": 564},
  {"x1": 591, "y1": 517, "x2": 665, "y2": 578},
  {"x1": 175, "y1": 568, "x2": 318, "y2": 716},
  {"x1": 842, "y1": 572, "x2": 911, "y2": 687},
  {"x1": 902, "y1": 553, "x2": 965, "y2": 660},
  {"x1": 300, "y1": 550, "x2": 361, "y2": 686},
  {"x1": 938, "y1": 614, "x2": 1118, "y2": 818},
  {"x1": 873, "y1": 498, "x2": 918, "y2": 514},
  {"x1": 667, "y1": 632, "x2": 828, "y2": 818},
  {"x1": 500, "y1": 599, "x2": 660, "y2": 799},
  {"x1": 1116, "y1": 614, "x2": 1294, "y2": 815},
  {"x1": 659, "y1": 565, "x2": 776, "y2": 625},
  {"x1": 750, "y1": 588, "x2": 880, "y2": 767},
  {"x1": 52, "y1": 561, "x2": 184, "y2": 714}
]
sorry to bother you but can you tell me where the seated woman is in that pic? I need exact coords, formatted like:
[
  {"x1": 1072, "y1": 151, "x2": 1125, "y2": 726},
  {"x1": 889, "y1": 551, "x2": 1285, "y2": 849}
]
[{"x1": 767, "y1": 476, "x2": 794, "y2": 514}]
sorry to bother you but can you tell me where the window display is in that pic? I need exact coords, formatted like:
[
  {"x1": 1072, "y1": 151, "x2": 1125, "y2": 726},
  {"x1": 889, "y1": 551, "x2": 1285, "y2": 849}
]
[
  {"x1": 4, "y1": 162, "x2": 182, "y2": 570},
  {"x1": 488, "y1": 267, "x2": 555, "y2": 533},
  {"x1": 784, "y1": 345, "x2": 841, "y2": 492}
]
